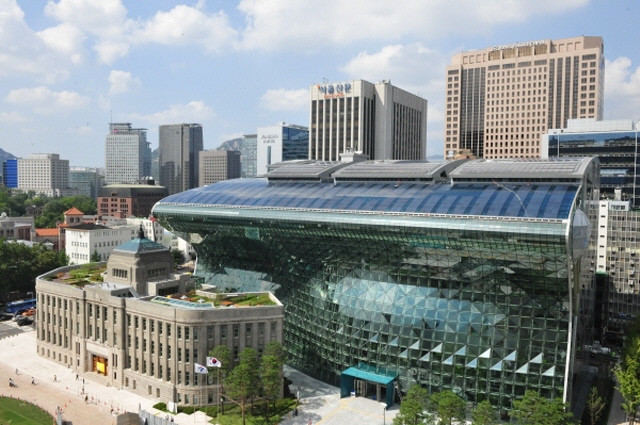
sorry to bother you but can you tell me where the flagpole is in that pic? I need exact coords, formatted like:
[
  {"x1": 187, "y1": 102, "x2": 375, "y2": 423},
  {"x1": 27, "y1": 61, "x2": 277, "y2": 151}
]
[{"x1": 217, "y1": 367, "x2": 220, "y2": 424}]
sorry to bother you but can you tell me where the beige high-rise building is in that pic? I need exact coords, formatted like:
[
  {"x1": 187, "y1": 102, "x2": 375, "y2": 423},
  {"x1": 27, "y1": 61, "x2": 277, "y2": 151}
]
[
  {"x1": 444, "y1": 36, "x2": 604, "y2": 160},
  {"x1": 310, "y1": 80, "x2": 427, "y2": 161},
  {"x1": 198, "y1": 149, "x2": 241, "y2": 186}
]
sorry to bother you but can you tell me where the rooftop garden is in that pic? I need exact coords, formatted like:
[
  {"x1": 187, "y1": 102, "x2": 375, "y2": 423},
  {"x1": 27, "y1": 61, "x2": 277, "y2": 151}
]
[
  {"x1": 47, "y1": 264, "x2": 106, "y2": 287},
  {"x1": 168, "y1": 290, "x2": 277, "y2": 307}
]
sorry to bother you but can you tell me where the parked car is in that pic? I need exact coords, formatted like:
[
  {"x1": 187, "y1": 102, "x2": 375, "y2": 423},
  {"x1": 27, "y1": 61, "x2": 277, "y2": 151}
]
[{"x1": 16, "y1": 316, "x2": 33, "y2": 326}]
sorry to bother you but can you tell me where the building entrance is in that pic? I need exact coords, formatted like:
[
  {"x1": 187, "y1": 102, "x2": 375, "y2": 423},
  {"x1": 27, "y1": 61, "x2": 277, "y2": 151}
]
[{"x1": 93, "y1": 355, "x2": 108, "y2": 376}]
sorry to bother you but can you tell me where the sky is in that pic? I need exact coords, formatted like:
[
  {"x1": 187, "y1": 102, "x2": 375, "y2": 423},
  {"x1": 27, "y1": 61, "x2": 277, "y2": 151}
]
[{"x1": 1, "y1": 0, "x2": 640, "y2": 167}]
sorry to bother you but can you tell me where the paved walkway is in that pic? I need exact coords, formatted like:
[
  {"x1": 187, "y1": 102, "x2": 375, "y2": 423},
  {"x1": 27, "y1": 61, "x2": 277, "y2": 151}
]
[
  {"x1": 281, "y1": 365, "x2": 399, "y2": 425},
  {"x1": 0, "y1": 324, "x2": 398, "y2": 424}
]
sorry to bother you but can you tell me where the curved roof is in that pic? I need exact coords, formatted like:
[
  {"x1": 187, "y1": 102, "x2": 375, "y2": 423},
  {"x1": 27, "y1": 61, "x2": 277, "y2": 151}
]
[
  {"x1": 332, "y1": 160, "x2": 457, "y2": 180},
  {"x1": 155, "y1": 178, "x2": 579, "y2": 220},
  {"x1": 450, "y1": 158, "x2": 594, "y2": 179}
]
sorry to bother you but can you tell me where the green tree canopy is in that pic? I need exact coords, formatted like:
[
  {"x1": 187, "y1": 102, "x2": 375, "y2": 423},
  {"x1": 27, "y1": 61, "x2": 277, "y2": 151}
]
[
  {"x1": 429, "y1": 390, "x2": 466, "y2": 425},
  {"x1": 393, "y1": 385, "x2": 433, "y2": 425},
  {"x1": 510, "y1": 390, "x2": 575, "y2": 425},
  {"x1": 0, "y1": 239, "x2": 68, "y2": 294},
  {"x1": 471, "y1": 400, "x2": 497, "y2": 425},
  {"x1": 224, "y1": 347, "x2": 261, "y2": 425}
]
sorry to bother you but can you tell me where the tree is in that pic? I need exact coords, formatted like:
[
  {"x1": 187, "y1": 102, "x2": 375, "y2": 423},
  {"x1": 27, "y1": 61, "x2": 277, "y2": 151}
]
[
  {"x1": 429, "y1": 390, "x2": 466, "y2": 425},
  {"x1": 91, "y1": 249, "x2": 101, "y2": 263},
  {"x1": 224, "y1": 348, "x2": 260, "y2": 425},
  {"x1": 510, "y1": 390, "x2": 575, "y2": 425},
  {"x1": 260, "y1": 354, "x2": 281, "y2": 422},
  {"x1": 0, "y1": 239, "x2": 68, "y2": 295},
  {"x1": 171, "y1": 248, "x2": 184, "y2": 266},
  {"x1": 471, "y1": 400, "x2": 497, "y2": 425},
  {"x1": 393, "y1": 385, "x2": 433, "y2": 425},
  {"x1": 615, "y1": 357, "x2": 640, "y2": 423},
  {"x1": 585, "y1": 387, "x2": 606, "y2": 425},
  {"x1": 208, "y1": 345, "x2": 231, "y2": 413}
]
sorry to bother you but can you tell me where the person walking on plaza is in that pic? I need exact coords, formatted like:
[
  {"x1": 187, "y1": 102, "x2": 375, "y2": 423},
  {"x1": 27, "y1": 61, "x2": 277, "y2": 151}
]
[
  {"x1": 53, "y1": 374, "x2": 57, "y2": 382},
  {"x1": 31, "y1": 377, "x2": 35, "y2": 385}
]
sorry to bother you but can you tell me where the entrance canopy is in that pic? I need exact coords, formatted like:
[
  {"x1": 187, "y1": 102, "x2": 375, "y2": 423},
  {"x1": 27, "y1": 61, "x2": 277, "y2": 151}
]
[{"x1": 342, "y1": 365, "x2": 397, "y2": 386}]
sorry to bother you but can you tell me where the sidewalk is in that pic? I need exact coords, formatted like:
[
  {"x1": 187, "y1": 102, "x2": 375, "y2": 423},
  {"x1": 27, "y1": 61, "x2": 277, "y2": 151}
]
[
  {"x1": 281, "y1": 365, "x2": 399, "y2": 425},
  {"x1": 0, "y1": 327, "x2": 398, "y2": 424},
  {"x1": 0, "y1": 329, "x2": 200, "y2": 424}
]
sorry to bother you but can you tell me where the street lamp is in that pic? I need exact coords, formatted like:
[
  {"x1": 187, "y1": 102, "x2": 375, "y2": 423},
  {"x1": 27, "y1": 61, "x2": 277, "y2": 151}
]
[{"x1": 380, "y1": 402, "x2": 387, "y2": 425}]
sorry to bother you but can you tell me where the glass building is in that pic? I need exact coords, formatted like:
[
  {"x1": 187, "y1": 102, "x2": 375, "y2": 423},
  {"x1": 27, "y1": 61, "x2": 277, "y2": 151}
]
[
  {"x1": 153, "y1": 158, "x2": 599, "y2": 413},
  {"x1": 2, "y1": 159, "x2": 18, "y2": 188},
  {"x1": 545, "y1": 118, "x2": 640, "y2": 208},
  {"x1": 240, "y1": 134, "x2": 257, "y2": 178},
  {"x1": 256, "y1": 123, "x2": 309, "y2": 176}
]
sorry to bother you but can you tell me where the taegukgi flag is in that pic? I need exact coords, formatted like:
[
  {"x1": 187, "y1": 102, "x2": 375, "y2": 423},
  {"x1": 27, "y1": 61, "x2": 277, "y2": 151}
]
[
  {"x1": 194, "y1": 363, "x2": 208, "y2": 374},
  {"x1": 207, "y1": 357, "x2": 222, "y2": 368}
]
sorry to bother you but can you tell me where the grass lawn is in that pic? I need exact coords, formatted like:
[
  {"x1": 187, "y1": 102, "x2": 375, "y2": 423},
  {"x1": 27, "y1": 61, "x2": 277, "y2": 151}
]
[{"x1": 0, "y1": 397, "x2": 54, "y2": 425}]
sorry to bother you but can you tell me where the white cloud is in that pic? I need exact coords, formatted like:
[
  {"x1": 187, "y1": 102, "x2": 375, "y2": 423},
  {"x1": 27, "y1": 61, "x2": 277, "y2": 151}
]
[
  {"x1": 340, "y1": 43, "x2": 444, "y2": 97},
  {"x1": 44, "y1": 0, "x2": 132, "y2": 64},
  {"x1": 605, "y1": 56, "x2": 640, "y2": 120},
  {"x1": 108, "y1": 70, "x2": 141, "y2": 95},
  {"x1": 0, "y1": 111, "x2": 28, "y2": 123},
  {"x1": 5, "y1": 86, "x2": 90, "y2": 114},
  {"x1": 237, "y1": 0, "x2": 588, "y2": 51},
  {"x1": 260, "y1": 89, "x2": 308, "y2": 112},
  {"x1": 128, "y1": 101, "x2": 216, "y2": 127},
  {"x1": 0, "y1": 0, "x2": 70, "y2": 82},
  {"x1": 135, "y1": 5, "x2": 237, "y2": 52},
  {"x1": 36, "y1": 23, "x2": 85, "y2": 64}
]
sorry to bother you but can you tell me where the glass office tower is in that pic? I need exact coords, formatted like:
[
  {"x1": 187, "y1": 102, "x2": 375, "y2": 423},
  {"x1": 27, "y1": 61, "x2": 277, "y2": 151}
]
[{"x1": 153, "y1": 158, "x2": 599, "y2": 413}]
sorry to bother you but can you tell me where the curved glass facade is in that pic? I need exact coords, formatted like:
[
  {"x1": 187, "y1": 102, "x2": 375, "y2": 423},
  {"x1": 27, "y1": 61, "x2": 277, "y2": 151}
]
[{"x1": 153, "y1": 160, "x2": 597, "y2": 412}]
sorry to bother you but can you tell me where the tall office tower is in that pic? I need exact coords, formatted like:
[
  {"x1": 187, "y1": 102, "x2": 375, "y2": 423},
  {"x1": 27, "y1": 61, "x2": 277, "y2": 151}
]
[
  {"x1": 256, "y1": 123, "x2": 309, "y2": 176},
  {"x1": 239, "y1": 134, "x2": 257, "y2": 178},
  {"x1": 69, "y1": 166, "x2": 102, "y2": 200},
  {"x1": 159, "y1": 123, "x2": 203, "y2": 195},
  {"x1": 105, "y1": 123, "x2": 151, "y2": 185},
  {"x1": 199, "y1": 150, "x2": 241, "y2": 186},
  {"x1": 545, "y1": 118, "x2": 640, "y2": 207},
  {"x1": 2, "y1": 159, "x2": 18, "y2": 188},
  {"x1": 17, "y1": 153, "x2": 78, "y2": 197},
  {"x1": 309, "y1": 80, "x2": 427, "y2": 161},
  {"x1": 444, "y1": 36, "x2": 604, "y2": 160}
]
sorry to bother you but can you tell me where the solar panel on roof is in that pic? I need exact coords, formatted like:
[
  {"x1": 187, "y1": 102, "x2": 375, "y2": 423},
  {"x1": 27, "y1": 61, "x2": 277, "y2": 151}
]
[{"x1": 157, "y1": 178, "x2": 579, "y2": 220}]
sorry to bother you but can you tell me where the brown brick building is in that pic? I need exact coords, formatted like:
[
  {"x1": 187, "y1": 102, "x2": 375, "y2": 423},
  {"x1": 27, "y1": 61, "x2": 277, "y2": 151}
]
[{"x1": 98, "y1": 182, "x2": 168, "y2": 218}]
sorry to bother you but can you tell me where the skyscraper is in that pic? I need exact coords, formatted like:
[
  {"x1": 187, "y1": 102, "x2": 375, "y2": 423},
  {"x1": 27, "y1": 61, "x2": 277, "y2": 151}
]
[
  {"x1": 105, "y1": 123, "x2": 151, "y2": 185},
  {"x1": 444, "y1": 36, "x2": 604, "y2": 160},
  {"x1": 198, "y1": 149, "x2": 241, "y2": 186},
  {"x1": 17, "y1": 153, "x2": 78, "y2": 197},
  {"x1": 256, "y1": 123, "x2": 308, "y2": 176},
  {"x1": 159, "y1": 123, "x2": 203, "y2": 195},
  {"x1": 309, "y1": 80, "x2": 427, "y2": 161}
]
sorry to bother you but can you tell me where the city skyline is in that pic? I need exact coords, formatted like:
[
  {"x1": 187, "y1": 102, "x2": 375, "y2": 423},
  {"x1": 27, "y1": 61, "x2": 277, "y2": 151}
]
[{"x1": 1, "y1": 1, "x2": 640, "y2": 167}]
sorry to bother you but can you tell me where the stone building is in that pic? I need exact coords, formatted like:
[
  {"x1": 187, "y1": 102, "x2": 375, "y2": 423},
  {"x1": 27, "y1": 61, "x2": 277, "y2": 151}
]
[{"x1": 36, "y1": 227, "x2": 284, "y2": 405}]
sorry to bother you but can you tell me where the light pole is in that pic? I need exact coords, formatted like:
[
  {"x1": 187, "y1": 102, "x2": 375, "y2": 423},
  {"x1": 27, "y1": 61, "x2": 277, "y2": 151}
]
[{"x1": 380, "y1": 402, "x2": 387, "y2": 425}]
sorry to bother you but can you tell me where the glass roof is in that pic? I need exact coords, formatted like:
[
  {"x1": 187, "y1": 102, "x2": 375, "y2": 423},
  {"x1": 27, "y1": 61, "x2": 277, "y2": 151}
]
[{"x1": 156, "y1": 178, "x2": 579, "y2": 219}]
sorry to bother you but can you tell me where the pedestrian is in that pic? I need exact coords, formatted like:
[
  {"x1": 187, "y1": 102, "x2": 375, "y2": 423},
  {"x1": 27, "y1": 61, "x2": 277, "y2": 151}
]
[
  {"x1": 82, "y1": 378, "x2": 85, "y2": 385},
  {"x1": 308, "y1": 418, "x2": 312, "y2": 425},
  {"x1": 76, "y1": 373, "x2": 78, "y2": 381},
  {"x1": 31, "y1": 377, "x2": 35, "y2": 385},
  {"x1": 15, "y1": 368, "x2": 18, "y2": 375},
  {"x1": 9, "y1": 378, "x2": 13, "y2": 387},
  {"x1": 53, "y1": 374, "x2": 57, "y2": 382}
]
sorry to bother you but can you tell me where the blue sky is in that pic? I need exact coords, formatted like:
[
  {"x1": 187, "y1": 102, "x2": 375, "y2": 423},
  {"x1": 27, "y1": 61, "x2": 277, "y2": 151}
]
[{"x1": 1, "y1": 0, "x2": 640, "y2": 167}]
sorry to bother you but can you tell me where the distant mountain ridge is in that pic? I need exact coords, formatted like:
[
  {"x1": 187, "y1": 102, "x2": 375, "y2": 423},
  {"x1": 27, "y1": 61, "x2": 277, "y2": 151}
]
[
  {"x1": 0, "y1": 148, "x2": 17, "y2": 174},
  {"x1": 215, "y1": 138, "x2": 243, "y2": 151}
]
